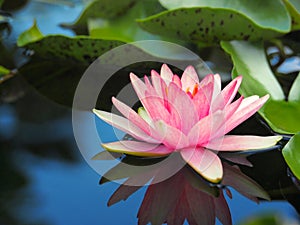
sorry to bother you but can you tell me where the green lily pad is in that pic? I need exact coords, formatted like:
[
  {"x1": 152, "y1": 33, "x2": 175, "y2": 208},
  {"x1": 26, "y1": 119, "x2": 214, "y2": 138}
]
[
  {"x1": 138, "y1": 0, "x2": 291, "y2": 44},
  {"x1": 61, "y1": 0, "x2": 138, "y2": 29},
  {"x1": 159, "y1": 0, "x2": 291, "y2": 32},
  {"x1": 17, "y1": 20, "x2": 125, "y2": 64},
  {"x1": 260, "y1": 100, "x2": 300, "y2": 134},
  {"x1": 88, "y1": 0, "x2": 163, "y2": 42},
  {"x1": 282, "y1": 132, "x2": 300, "y2": 179},
  {"x1": 284, "y1": 0, "x2": 300, "y2": 30},
  {"x1": 221, "y1": 40, "x2": 300, "y2": 134},
  {"x1": 19, "y1": 59, "x2": 86, "y2": 106},
  {"x1": 221, "y1": 41, "x2": 285, "y2": 100},
  {"x1": 288, "y1": 72, "x2": 300, "y2": 102}
]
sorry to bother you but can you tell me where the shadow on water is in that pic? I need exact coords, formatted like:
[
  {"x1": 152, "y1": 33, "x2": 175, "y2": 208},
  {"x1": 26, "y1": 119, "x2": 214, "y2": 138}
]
[{"x1": 0, "y1": 1, "x2": 300, "y2": 225}]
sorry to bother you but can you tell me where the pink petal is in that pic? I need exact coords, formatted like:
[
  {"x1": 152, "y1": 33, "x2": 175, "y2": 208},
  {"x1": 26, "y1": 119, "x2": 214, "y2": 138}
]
[
  {"x1": 151, "y1": 70, "x2": 167, "y2": 100},
  {"x1": 130, "y1": 73, "x2": 168, "y2": 124},
  {"x1": 160, "y1": 64, "x2": 173, "y2": 85},
  {"x1": 199, "y1": 73, "x2": 214, "y2": 86},
  {"x1": 212, "y1": 74, "x2": 222, "y2": 102},
  {"x1": 181, "y1": 147, "x2": 223, "y2": 183},
  {"x1": 167, "y1": 82, "x2": 198, "y2": 133},
  {"x1": 130, "y1": 72, "x2": 147, "y2": 101},
  {"x1": 224, "y1": 94, "x2": 269, "y2": 134},
  {"x1": 210, "y1": 96, "x2": 244, "y2": 140},
  {"x1": 205, "y1": 135, "x2": 282, "y2": 151},
  {"x1": 221, "y1": 76, "x2": 242, "y2": 105},
  {"x1": 93, "y1": 109, "x2": 159, "y2": 143},
  {"x1": 102, "y1": 141, "x2": 173, "y2": 156},
  {"x1": 172, "y1": 74, "x2": 182, "y2": 88},
  {"x1": 212, "y1": 76, "x2": 242, "y2": 111},
  {"x1": 144, "y1": 75, "x2": 153, "y2": 90},
  {"x1": 142, "y1": 93, "x2": 170, "y2": 123},
  {"x1": 192, "y1": 81, "x2": 214, "y2": 119},
  {"x1": 238, "y1": 95, "x2": 259, "y2": 109},
  {"x1": 181, "y1": 65, "x2": 199, "y2": 92},
  {"x1": 154, "y1": 120, "x2": 189, "y2": 149},
  {"x1": 188, "y1": 111, "x2": 226, "y2": 146},
  {"x1": 112, "y1": 97, "x2": 152, "y2": 135}
]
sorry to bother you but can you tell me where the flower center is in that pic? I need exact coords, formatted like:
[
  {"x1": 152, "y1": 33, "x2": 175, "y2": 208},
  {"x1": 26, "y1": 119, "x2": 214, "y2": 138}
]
[{"x1": 186, "y1": 83, "x2": 198, "y2": 98}]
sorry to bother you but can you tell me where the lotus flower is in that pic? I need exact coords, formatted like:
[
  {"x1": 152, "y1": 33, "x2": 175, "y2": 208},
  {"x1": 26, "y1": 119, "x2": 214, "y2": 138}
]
[{"x1": 93, "y1": 64, "x2": 281, "y2": 183}]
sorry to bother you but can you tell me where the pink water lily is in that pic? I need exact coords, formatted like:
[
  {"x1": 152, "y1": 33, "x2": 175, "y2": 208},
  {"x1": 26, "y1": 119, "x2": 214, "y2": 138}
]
[{"x1": 93, "y1": 64, "x2": 281, "y2": 183}]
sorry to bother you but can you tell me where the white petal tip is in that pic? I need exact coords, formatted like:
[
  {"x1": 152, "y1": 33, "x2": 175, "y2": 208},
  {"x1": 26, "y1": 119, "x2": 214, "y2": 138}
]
[{"x1": 92, "y1": 108, "x2": 99, "y2": 114}]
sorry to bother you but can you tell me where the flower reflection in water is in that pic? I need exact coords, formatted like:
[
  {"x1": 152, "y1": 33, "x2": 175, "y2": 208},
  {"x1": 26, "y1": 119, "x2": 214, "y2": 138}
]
[{"x1": 97, "y1": 153, "x2": 269, "y2": 225}]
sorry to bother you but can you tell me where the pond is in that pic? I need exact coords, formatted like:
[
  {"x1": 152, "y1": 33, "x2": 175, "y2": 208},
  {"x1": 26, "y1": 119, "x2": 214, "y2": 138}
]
[{"x1": 0, "y1": 1, "x2": 300, "y2": 225}]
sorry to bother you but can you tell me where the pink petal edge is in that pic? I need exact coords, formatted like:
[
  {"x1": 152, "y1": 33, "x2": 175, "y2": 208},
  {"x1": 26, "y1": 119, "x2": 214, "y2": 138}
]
[{"x1": 180, "y1": 147, "x2": 223, "y2": 183}]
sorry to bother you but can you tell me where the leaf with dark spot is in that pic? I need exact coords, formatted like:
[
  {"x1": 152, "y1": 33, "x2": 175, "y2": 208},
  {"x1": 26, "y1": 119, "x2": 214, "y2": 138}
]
[
  {"x1": 138, "y1": 0, "x2": 292, "y2": 43},
  {"x1": 17, "y1": 21, "x2": 125, "y2": 65}
]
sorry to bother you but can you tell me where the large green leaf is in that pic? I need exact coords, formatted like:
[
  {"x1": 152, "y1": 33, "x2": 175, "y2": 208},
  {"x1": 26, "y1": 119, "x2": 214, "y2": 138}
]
[
  {"x1": 288, "y1": 72, "x2": 300, "y2": 102},
  {"x1": 284, "y1": 0, "x2": 300, "y2": 30},
  {"x1": 221, "y1": 41, "x2": 300, "y2": 134},
  {"x1": 138, "y1": 0, "x2": 291, "y2": 43},
  {"x1": 88, "y1": 0, "x2": 163, "y2": 42},
  {"x1": 138, "y1": 8, "x2": 285, "y2": 44},
  {"x1": 260, "y1": 100, "x2": 300, "y2": 134},
  {"x1": 221, "y1": 41, "x2": 285, "y2": 100},
  {"x1": 61, "y1": 0, "x2": 137, "y2": 29},
  {"x1": 17, "y1": 21, "x2": 125, "y2": 64},
  {"x1": 159, "y1": 0, "x2": 291, "y2": 32},
  {"x1": 18, "y1": 59, "x2": 86, "y2": 106},
  {"x1": 282, "y1": 133, "x2": 300, "y2": 179}
]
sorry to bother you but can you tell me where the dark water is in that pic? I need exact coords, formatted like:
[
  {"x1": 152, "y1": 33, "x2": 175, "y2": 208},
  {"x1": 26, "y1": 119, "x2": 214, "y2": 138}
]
[{"x1": 0, "y1": 1, "x2": 299, "y2": 225}]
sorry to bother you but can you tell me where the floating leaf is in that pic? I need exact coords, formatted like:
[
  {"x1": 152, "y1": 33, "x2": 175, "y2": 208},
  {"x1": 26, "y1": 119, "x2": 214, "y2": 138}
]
[
  {"x1": 159, "y1": 0, "x2": 290, "y2": 33},
  {"x1": 288, "y1": 72, "x2": 300, "y2": 102},
  {"x1": 138, "y1": 0, "x2": 291, "y2": 44},
  {"x1": 61, "y1": 0, "x2": 137, "y2": 29},
  {"x1": 282, "y1": 133, "x2": 300, "y2": 179},
  {"x1": 17, "y1": 21, "x2": 125, "y2": 64},
  {"x1": 88, "y1": 0, "x2": 163, "y2": 42},
  {"x1": 221, "y1": 41, "x2": 285, "y2": 100},
  {"x1": 260, "y1": 100, "x2": 300, "y2": 134},
  {"x1": 284, "y1": 0, "x2": 300, "y2": 30},
  {"x1": 221, "y1": 40, "x2": 300, "y2": 134},
  {"x1": 18, "y1": 59, "x2": 86, "y2": 106}
]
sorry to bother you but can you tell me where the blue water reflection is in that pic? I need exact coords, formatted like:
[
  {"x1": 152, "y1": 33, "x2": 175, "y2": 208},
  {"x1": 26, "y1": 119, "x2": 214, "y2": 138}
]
[{"x1": 15, "y1": 140, "x2": 297, "y2": 225}]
